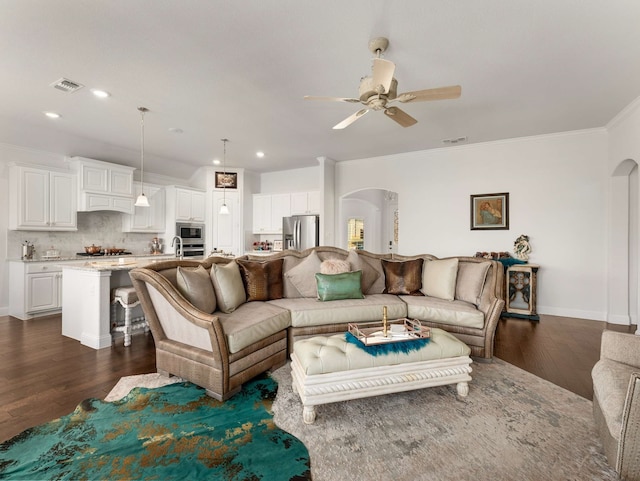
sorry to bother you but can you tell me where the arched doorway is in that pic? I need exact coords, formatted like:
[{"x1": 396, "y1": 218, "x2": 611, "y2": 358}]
[
  {"x1": 609, "y1": 159, "x2": 638, "y2": 332},
  {"x1": 339, "y1": 189, "x2": 398, "y2": 254}
]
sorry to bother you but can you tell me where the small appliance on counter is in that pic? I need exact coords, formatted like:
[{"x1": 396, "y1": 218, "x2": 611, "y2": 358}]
[
  {"x1": 21, "y1": 241, "x2": 35, "y2": 260},
  {"x1": 150, "y1": 237, "x2": 164, "y2": 254}
]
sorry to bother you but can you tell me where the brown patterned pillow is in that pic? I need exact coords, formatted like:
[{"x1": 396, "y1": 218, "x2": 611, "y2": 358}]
[
  {"x1": 381, "y1": 258, "x2": 424, "y2": 296},
  {"x1": 236, "y1": 258, "x2": 284, "y2": 302}
]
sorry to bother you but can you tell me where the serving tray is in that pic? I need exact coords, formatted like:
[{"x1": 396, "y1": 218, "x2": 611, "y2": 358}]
[{"x1": 348, "y1": 318, "x2": 430, "y2": 346}]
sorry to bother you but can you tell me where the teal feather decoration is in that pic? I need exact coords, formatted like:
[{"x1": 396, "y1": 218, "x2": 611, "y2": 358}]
[{"x1": 345, "y1": 331, "x2": 430, "y2": 356}]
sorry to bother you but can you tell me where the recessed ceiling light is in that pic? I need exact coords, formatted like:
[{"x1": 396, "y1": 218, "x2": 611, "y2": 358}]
[
  {"x1": 90, "y1": 89, "x2": 110, "y2": 98},
  {"x1": 168, "y1": 127, "x2": 184, "y2": 134},
  {"x1": 43, "y1": 111, "x2": 61, "y2": 119},
  {"x1": 212, "y1": 159, "x2": 221, "y2": 165},
  {"x1": 256, "y1": 151, "x2": 265, "y2": 158}
]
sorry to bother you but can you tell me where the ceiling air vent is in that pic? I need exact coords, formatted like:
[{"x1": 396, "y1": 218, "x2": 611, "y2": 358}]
[{"x1": 50, "y1": 78, "x2": 84, "y2": 93}]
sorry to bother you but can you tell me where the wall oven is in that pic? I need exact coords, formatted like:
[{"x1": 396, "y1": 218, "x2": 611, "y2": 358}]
[{"x1": 176, "y1": 222, "x2": 205, "y2": 257}]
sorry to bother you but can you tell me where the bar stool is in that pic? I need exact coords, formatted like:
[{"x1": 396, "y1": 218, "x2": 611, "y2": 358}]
[{"x1": 111, "y1": 286, "x2": 148, "y2": 347}]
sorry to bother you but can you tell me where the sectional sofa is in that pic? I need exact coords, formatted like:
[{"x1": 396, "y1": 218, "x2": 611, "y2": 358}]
[{"x1": 130, "y1": 246, "x2": 504, "y2": 400}]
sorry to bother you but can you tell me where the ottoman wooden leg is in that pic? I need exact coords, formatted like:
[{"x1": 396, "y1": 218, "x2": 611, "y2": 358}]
[
  {"x1": 457, "y1": 381, "x2": 469, "y2": 397},
  {"x1": 303, "y1": 405, "x2": 316, "y2": 424}
]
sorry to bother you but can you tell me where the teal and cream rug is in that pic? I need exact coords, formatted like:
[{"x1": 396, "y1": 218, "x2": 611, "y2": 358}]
[{"x1": 0, "y1": 375, "x2": 310, "y2": 480}]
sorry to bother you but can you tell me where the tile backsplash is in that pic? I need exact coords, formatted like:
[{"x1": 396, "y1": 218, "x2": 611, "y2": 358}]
[{"x1": 7, "y1": 211, "x2": 166, "y2": 259}]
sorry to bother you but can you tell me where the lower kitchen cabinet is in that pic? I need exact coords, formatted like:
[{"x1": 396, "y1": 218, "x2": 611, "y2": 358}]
[{"x1": 9, "y1": 261, "x2": 73, "y2": 320}]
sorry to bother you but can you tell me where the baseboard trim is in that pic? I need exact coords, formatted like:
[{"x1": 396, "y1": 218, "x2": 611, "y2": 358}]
[{"x1": 538, "y1": 306, "x2": 606, "y2": 321}]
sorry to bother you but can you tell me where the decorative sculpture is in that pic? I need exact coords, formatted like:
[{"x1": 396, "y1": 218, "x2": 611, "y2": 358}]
[{"x1": 513, "y1": 234, "x2": 532, "y2": 261}]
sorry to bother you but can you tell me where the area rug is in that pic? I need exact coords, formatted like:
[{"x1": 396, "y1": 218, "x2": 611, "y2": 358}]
[
  {"x1": 271, "y1": 358, "x2": 618, "y2": 481},
  {"x1": 0, "y1": 376, "x2": 311, "y2": 480}
]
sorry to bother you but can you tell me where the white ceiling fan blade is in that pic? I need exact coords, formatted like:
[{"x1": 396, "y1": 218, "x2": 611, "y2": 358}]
[
  {"x1": 384, "y1": 107, "x2": 417, "y2": 128},
  {"x1": 371, "y1": 58, "x2": 395, "y2": 94},
  {"x1": 396, "y1": 85, "x2": 462, "y2": 103},
  {"x1": 304, "y1": 95, "x2": 360, "y2": 103},
  {"x1": 333, "y1": 109, "x2": 370, "y2": 130}
]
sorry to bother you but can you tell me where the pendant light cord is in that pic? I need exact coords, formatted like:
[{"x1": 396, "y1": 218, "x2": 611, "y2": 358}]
[{"x1": 139, "y1": 107, "x2": 148, "y2": 194}]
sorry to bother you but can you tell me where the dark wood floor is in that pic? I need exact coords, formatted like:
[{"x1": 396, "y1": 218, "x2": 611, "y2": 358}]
[{"x1": 0, "y1": 313, "x2": 636, "y2": 443}]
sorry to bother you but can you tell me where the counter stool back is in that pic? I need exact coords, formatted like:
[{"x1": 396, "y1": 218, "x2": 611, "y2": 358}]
[{"x1": 111, "y1": 286, "x2": 148, "y2": 346}]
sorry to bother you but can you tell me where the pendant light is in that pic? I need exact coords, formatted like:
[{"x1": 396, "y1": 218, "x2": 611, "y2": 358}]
[
  {"x1": 134, "y1": 107, "x2": 150, "y2": 207},
  {"x1": 219, "y1": 138, "x2": 230, "y2": 215}
]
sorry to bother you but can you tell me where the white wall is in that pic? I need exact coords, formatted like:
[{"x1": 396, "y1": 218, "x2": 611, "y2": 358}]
[
  {"x1": 336, "y1": 129, "x2": 609, "y2": 321},
  {"x1": 260, "y1": 166, "x2": 319, "y2": 193}
]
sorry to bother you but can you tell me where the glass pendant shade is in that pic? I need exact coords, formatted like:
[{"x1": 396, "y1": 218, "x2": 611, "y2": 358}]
[
  {"x1": 135, "y1": 192, "x2": 150, "y2": 207},
  {"x1": 219, "y1": 203, "x2": 230, "y2": 215}
]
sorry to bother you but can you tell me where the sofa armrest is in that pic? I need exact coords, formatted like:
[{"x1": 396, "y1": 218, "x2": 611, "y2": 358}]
[
  {"x1": 131, "y1": 266, "x2": 229, "y2": 364},
  {"x1": 618, "y1": 372, "x2": 640, "y2": 476},
  {"x1": 601, "y1": 330, "x2": 640, "y2": 368}
]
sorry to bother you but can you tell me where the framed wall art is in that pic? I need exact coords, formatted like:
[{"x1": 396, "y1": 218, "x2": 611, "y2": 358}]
[
  {"x1": 215, "y1": 171, "x2": 238, "y2": 189},
  {"x1": 470, "y1": 192, "x2": 509, "y2": 230}
]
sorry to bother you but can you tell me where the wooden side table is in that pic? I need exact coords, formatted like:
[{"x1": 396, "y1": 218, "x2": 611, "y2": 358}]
[{"x1": 504, "y1": 264, "x2": 539, "y2": 321}]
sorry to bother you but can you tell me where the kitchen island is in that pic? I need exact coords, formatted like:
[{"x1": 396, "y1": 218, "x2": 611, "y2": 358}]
[{"x1": 61, "y1": 255, "x2": 174, "y2": 349}]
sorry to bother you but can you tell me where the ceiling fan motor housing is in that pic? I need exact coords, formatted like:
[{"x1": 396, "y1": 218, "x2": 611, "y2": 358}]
[{"x1": 359, "y1": 77, "x2": 398, "y2": 105}]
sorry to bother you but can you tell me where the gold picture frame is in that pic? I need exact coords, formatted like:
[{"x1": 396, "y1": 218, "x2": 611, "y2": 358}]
[{"x1": 470, "y1": 192, "x2": 509, "y2": 230}]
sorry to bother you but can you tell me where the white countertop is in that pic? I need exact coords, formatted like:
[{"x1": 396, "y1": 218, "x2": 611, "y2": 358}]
[
  {"x1": 59, "y1": 255, "x2": 176, "y2": 272},
  {"x1": 10, "y1": 253, "x2": 175, "y2": 263}
]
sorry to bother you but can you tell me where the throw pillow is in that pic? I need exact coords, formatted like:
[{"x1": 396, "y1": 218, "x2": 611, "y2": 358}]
[
  {"x1": 320, "y1": 258, "x2": 351, "y2": 275},
  {"x1": 381, "y1": 258, "x2": 424, "y2": 296},
  {"x1": 455, "y1": 261, "x2": 491, "y2": 306},
  {"x1": 236, "y1": 258, "x2": 284, "y2": 302},
  {"x1": 422, "y1": 258, "x2": 459, "y2": 301},
  {"x1": 284, "y1": 250, "x2": 322, "y2": 297},
  {"x1": 315, "y1": 271, "x2": 364, "y2": 301},
  {"x1": 346, "y1": 249, "x2": 380, "y2": 293},
  {"x1": 210, "y1": 261, "x2": 247, "y2": 313},
  {"x1": 176, "y1": 265, "x2": 217, "y2": 313}
]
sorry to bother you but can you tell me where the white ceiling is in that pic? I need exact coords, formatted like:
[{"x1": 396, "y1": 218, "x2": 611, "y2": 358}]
[{"x1": 1, "y1": 1, "x2": 640, "y2": 180}]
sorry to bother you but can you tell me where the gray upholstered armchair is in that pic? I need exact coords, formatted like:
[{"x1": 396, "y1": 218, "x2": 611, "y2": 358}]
[
  {"x1": 592, "y1": 330, "x2": 640, "y2": 480},
  {"x1": 129, "y1": 258, "x2": 288, "y2": 401}
]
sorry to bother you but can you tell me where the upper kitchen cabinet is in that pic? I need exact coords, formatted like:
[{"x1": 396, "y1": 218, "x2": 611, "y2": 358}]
[
  {"x1": 291, "y1": 191, "x2": 320, "y2": 215},
  {"x1": 9, "y1": 164, "x2": 77, "y2": 231},
  {"x1": 252, "y1": 193, "x2": 291, "y2": 234},
  {"x1": 68, "y1": 157, "x2": 135, "y2": 214},
  {"x1": 165, "y1": 186, "x2": 206, "y2": 222},
  {"x1": 122, "y1": 182, "x2": 165, "y2": 233}
]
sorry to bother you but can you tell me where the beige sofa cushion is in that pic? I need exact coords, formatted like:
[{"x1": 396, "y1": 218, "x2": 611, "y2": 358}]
[
  {"x1": 216, "y1": 301, "x2": 291, "y2": 354},
  {"x1": 455, "y1": 261, "x2": 491, "y2": 306},
  {"x1": 210, "y1": 261, "x2": 246, "y2": 313},
  {"x1": 176, "y1": 265, "x2": 217, "y2": 313},
  {"x1": 402, "y1": 295, "x2": 485, "y2": 329},
  {"x1": 284, "y1": 250, "x2": 322, "y2": 297},
  {"x1": 346, "y1": 250, "x2": 380, "y2": 293},
  {"x1": 422, "y1": 258, "x2": 459, "y2": 301},
  {"x1": 269, "y1": 294, "x2": 407, "y2": 328}
]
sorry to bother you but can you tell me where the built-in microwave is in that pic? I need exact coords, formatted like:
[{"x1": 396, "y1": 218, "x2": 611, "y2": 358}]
[
  {"x1": 176, "y1": 222, "x2": 204, "y2": 243},
  {"x1": 176, "y1": 222, "x2": 205, "y2": 257}
]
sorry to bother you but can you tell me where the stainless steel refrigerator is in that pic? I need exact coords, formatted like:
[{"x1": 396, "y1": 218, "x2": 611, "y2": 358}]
[{"x1": 283, "y1": 215, "x2": 320, "y2": 251}]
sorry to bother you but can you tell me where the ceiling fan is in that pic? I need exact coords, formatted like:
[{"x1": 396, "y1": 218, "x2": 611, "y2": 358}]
[{"x1": 305, "y1": 37, "x2": 461, "y2": 130}]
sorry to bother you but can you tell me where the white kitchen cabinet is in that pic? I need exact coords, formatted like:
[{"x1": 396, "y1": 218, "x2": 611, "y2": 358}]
[
  {"x1": 9, "y1": 261, "x2": 68, "y2": 319},
  {"x1": 122, "y1": 182, "x2": 165, "y2": 233},
  {"x1": 212, "y1": 191, "x2": 241, "y2": 255},
  {"x1": 69, "y1": 157, "x2": 135, "y2": 214},
  {"x1": 252, "y1": 193, "x2": 290, "y2": 234},
  {"x1": 9, "y1": 164, "x2": 77, "y2": 231},
  {"x1": 168, "y1": 187, "x2": 206, "y2": 222},
  {"x1": 291, "y1": 190, "x2": 320, "y2": 215}
]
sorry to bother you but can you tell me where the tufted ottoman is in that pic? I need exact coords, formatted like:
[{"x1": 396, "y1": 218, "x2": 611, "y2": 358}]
[{"x1": 290, "y1": 328, "x2": 472, "y2": 424}]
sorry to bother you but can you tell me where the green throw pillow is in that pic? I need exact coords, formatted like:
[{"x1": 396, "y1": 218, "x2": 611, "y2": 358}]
[{"x1": 315, "y1": 271, "x2": 364, "y2": 301}]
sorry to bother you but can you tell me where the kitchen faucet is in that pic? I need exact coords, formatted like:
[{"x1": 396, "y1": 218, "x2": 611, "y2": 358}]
[{"x1": 171, "y1": 236, "x2": 183, "y2": 260}]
